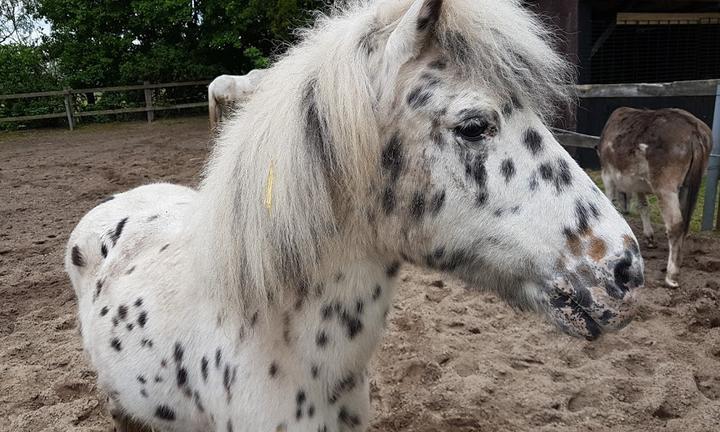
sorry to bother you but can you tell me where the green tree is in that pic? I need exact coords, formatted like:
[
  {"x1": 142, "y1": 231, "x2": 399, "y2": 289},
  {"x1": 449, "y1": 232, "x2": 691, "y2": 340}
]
[{"x1": 34, "y1": 0, "x2": 328, "y2": 87}]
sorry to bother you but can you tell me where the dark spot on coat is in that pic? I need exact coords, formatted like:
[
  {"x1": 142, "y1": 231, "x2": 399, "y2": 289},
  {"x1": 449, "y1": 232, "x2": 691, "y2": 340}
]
[
  {"x1": 386, "y1": 261, "x2": 400, "y2": 278},
  {"x1": 321, "y1": 304, "x2": 333, "y2": 320},
  {"x1": 316, "y1": 330, "x2": 328, "y2": 348},
  {"x1": 174, "y1": 343, "x2": 184, "y2": 363},
  {"x1": 193, "y1": 391, "x2": 205, "y2": 413},
  {"x1": 137, "y1": 311, "x2": 147, "y2": 328},
  {"x1": 125, "y1": 266, "x2": 135, "y2": 275},
  {"x1": 430, "y1": 190, "x2": 446, "y2": 216},
  {"x1": 410, "y1": 192, "x2": 426, "y2": 220},
  {"x1": 554, "y1": 158, "x2": 573, "y2": 192},
  {"x1": 137, "y1": 376, "x2": 146, "y2": 384},
  {"x1": 159, "y1": 243, "x2": 170, "y2": 253},
  {"x1": 100, "y1": 243, "x2": 108, "y2": 258},
  {"x1": 372, "y1": 285, "x2": 382, "y2": 301},
  {"x1": 529, "y1": 174, "x2": 539, "y2": 191},
  {"x1": 134, "y1": 298, "x2": 143, "y2": 307},
  {"x1": 575, "y1": 200, "x2": 592, "y2": 233},
  {"x1": 100, "y1": 306, "x2": 109, "y2": 317},
  {"x1": 338, "y1": 406, "x2": 361, "y2": 427},
  {"x1": 465, "y1": 154, "x2": 487, "y2": 190},
  {"x1": 269, "y1": 362, "x2": 278, "y2": 377},
  {"x1": 154, "y1": 405, "x2": 175, "y2": 421},
  {"x1": 500, "y1": 158, "x2": 516, "y2": 182},
  {"x1": 201, "y1": 357, "x2": 209, "y2": 382},
  {"x1": 110, "y1": 217, "x2": 128, "y2": 246},
  {"x1": 345, "y1": 317, "x2": 363, "y2": 339},
  {"x1": 523, "y1": 128, "x2": 543, "y2": 155},
  {"x1": 140, "y1": 389, "x2": 148, "y2": 398},
  {"x1": 297, "y1": 390, "x2": 306, "y2": 405},
  {"x1": 126, "y1": 323, "x2": 134, "y2": 331},
  {"x1": 381, "y1": 134, "x2": 404, "y2": 182},
  {"x1": 476, "y1": 191, "x2": 489, "y2": 207},
  {"x1": 311, "y1": 364, "x2": 319, "y2": 379},
  {"x1": 308, "y1": 405, "x2": 315, "y2": 418},
  {"x1": 93, "y1": 279, "x2": 103, "y2": 301},
  {"x1": 381, "y1": 187, "x2": 396, "y2": 214},
  {"x1": 215, "y1": 348, "x2": 222, "y2": 369},
  {"x1": 407, "y1": 87, "x2": 432, "y2": 109},
  {"x1": 110, "y1": 338, "x2": 122, "y2": 351},
  {"x1": 177, "y1": 368, "x2": 188, "y2": 387},
  {"x1": 71, "y1": 245, "x2": 85, "y2": 267},
  {"x1": 329, "y1": 374, "x2": 357, "y2": 405},
  {"x1": 539, "y1": 162, "x2": 553, "y2": 181},
  {"x1": 118, "y1": 305, "x2": 127, "y2": 320}
]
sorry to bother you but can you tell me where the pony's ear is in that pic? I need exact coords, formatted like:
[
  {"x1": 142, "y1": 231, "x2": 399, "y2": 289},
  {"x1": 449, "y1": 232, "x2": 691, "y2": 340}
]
[
  {"x1": 385, "y1": 0, "x2": 442, "y2": 62},
  {"x1": 377, "y1": 0, "x2": 443, "y2": 100}
]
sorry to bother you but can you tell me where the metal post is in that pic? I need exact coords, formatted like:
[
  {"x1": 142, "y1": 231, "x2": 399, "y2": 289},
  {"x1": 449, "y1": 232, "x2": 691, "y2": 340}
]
[
  {"x1": 701, "y1": 84, "x2": 720, "y2": 231},
  {"x1": 144, "y1": 81, "x2": 154, "y2": 123},
  {"x1": 63, "y1": 88, "x2": 75, "y2": 131}
]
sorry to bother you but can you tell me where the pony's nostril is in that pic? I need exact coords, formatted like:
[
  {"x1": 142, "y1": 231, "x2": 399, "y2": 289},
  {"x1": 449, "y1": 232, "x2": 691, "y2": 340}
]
[{"x1": 613, "y1": 254, "x2": 643, "y2": 291}]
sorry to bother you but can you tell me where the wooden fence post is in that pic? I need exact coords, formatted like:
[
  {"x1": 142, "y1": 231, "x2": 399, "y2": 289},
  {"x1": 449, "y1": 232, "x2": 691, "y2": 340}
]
[
  {"x1": 144, "y1": 81, "x2": 154, "y2": 123},
  {"x1": 701, "y1": 84, "x2": 720, "y2": 231},
  {"x1": 63, "y1": 88, "x2": 75, "y2": 131}
]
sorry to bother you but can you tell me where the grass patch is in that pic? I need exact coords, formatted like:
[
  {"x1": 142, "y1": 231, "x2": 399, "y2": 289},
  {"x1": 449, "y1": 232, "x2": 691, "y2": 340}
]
[{"x1": 586, "y1": 170, "x2": 720, "y2": 236}]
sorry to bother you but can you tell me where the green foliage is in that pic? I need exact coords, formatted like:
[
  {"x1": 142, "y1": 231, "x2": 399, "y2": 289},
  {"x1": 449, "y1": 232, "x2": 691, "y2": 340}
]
[
  {"x1": 0, "y1": 0, "x2": 329, "y2": 128},
  {"x1": 0, "y1": 43, "x2": 64, "y2": 130},
  {"x1": 34, "y1": 0, "x2": 328, "y2": 87}
]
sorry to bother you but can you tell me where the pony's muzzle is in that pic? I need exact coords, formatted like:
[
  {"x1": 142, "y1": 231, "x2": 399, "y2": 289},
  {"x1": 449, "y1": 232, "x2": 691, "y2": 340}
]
[{"x1": 547, "y1": 243, "x2": 644, "y2": 340}]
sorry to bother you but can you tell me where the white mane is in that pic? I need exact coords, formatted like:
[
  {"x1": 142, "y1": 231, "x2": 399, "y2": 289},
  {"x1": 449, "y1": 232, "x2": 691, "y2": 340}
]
[{"x1": 194, "y1": 0, "x2": 573, "y2": 318}]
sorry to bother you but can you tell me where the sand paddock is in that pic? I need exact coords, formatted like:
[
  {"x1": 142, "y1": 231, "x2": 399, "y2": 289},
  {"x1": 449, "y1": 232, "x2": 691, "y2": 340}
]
[{"x1": 1, "y1": 117, "x2": 719, "y2": 431}]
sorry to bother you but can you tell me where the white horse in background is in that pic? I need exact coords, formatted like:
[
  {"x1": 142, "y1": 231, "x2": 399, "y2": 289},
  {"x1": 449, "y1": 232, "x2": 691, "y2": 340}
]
[
  {"x1": 66, "y1": 1, "x2": 645, "y2": 431},
  {"x1": 208, "y1": 69, "x2": 266, "y2": 130}
]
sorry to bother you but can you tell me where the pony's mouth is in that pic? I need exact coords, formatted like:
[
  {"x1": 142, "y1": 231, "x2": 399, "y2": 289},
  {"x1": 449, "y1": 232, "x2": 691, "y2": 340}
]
[{"x1": 547, "y1": 292, "x2": 603, "y2": 340}]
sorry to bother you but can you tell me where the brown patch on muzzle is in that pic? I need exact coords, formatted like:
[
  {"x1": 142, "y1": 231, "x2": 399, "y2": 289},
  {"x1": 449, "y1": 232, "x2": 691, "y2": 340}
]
[{"x1": 588, "y1": 237, "x2": 607, "y2": 262}]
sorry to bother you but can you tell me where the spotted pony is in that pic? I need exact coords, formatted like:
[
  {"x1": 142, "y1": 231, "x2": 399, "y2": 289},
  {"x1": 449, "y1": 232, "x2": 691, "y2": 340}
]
[{"x1": 65, "y1": 1, "x2": 644, "y2": 431}]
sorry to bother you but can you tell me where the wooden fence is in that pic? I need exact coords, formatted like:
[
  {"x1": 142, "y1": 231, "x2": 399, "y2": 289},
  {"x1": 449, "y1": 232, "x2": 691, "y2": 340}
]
[
  {"x1": 1, "y1": 77, "x2": 718, "y2": 230},
  {"x1": 0, "y1": 80, "x2": 210, "y2": 130}
]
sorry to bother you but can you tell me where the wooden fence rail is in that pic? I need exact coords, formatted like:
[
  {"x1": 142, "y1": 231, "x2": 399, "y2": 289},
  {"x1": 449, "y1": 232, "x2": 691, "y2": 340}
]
[{"x1": 0, "y1": 80, "x2": 210, "y2": 130}]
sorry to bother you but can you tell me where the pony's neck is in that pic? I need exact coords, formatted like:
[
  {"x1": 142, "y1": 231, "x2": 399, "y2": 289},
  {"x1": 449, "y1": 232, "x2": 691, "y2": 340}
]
[{"x1": 256, "y1": 251, "x2": 401, "y2": 382}]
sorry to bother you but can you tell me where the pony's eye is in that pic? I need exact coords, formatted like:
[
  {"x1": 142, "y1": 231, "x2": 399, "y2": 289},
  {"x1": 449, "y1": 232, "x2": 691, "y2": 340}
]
[{"x1": 455, "y1": 120, "x2": 489, "y2": 142}]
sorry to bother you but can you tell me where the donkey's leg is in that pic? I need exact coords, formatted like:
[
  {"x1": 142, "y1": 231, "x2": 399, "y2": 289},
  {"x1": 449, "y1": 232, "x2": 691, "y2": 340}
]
[
  {"x1": 656, "y1": 190, "x2": 684, "y2": 287},
  {"x1": 636, "y1": 193, "x2": 655, "y2": 248},
  {"x1": 601, "y1": 171, "x2": 616, "y2": 205},
  {"x1": 107, "y1": 396, "x2": 153, "y2": 432},
  {"x1": 618, "y1": 192, "x2": 629, "y2": 215}
]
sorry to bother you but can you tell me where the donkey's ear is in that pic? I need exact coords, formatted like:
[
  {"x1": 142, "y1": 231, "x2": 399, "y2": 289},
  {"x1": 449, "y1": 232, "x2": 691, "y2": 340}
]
[{"x1": 384, "y1": 0, "x2": 443, "y2": 62}]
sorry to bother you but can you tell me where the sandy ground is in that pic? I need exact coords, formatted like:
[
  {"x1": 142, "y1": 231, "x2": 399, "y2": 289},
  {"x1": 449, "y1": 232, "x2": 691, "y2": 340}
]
[{"x1": 1, "y1": 117, "x2": 719, "y2": 432}]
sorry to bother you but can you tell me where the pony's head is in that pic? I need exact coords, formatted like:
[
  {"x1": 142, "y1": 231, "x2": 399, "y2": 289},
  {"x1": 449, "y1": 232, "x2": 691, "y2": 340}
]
[{"x1": 203, "y1": 0, "x2": 643, "y2": 340}]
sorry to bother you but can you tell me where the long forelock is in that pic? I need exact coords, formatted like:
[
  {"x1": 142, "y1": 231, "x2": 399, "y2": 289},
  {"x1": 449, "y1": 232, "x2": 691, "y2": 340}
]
[
  {"x1": 435, "y1": 0, "x2": 573, "y2": 120},
  {"x1": 195, "y1": 0, "x2": 574, "y2": 319}
]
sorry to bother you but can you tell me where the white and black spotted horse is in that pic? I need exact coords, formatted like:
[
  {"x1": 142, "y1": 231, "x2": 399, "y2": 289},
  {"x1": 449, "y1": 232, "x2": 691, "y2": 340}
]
[{"x1": 66, "y1": 1, "x2": 644, "y2": 431}]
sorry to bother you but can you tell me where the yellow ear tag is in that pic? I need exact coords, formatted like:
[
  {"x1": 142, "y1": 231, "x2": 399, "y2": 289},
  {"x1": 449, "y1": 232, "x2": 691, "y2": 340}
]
[{"x1": 264, "y1": 161, "x2": 275, "y2": 213}]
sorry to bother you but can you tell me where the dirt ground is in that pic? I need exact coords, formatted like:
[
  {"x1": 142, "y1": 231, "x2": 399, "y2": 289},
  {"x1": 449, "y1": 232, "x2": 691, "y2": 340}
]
[{"x1": 1, "y1": 117, "x2": 719, "y2": 432}]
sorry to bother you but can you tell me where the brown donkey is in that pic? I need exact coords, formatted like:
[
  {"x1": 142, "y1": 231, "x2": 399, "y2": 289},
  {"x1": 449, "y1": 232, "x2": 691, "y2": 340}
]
[{"x1": 598, "y1": 107, "x2": 712, "y2": 287}]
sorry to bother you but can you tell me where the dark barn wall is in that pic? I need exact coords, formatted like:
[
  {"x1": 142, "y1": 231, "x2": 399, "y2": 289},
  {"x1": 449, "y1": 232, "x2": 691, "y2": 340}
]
[{"x1": 533, "y1": 0, "x2": 719, "y2": 169}]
